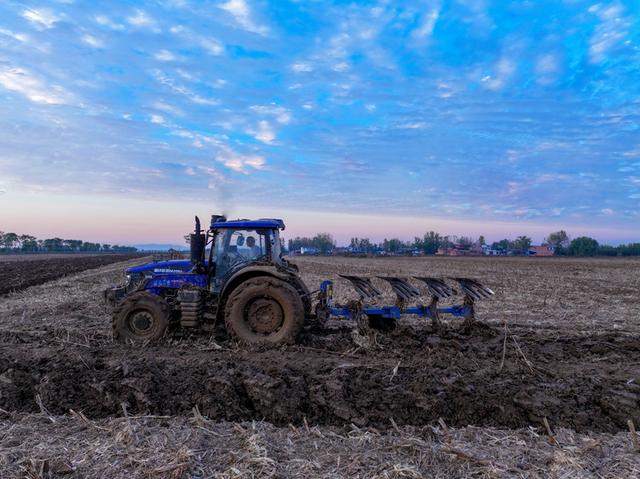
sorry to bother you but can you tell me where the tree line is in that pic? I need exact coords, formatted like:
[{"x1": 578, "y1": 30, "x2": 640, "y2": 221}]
[
  {"x1": 0, "y1": 232, "x2": 137, "y2": 253},
  {"x1": 543, "y1": 230, "x2": 640, "y2": 256},
  {"x1": 287, "y1": 229, "x2": 640, "y2": 257}
]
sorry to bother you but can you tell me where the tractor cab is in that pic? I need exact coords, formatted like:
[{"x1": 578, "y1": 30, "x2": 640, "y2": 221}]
[{"x1": 206, "y1": 217, "x2": 285, "y2": 291}]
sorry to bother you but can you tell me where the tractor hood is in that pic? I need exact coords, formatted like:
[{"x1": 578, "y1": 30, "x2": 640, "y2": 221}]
[{"x1": 127, "y1": 259, "x2": 200, "y2": 275}]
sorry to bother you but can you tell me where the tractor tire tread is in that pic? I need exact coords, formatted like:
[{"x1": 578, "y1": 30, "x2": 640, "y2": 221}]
[
  {"x1": 224, "y1": 277, "x2": 304, "y2": 345},
  {"x1": 112, "y1": 291, "x2": 170, "y2": 343}
]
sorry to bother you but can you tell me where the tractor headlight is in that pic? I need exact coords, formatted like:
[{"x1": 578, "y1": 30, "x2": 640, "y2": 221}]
[{"x1": 125, "y1": 272, "x2": 144, "y2": 291}]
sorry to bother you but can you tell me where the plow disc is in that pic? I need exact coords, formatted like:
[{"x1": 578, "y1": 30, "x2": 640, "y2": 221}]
[{"x1": 318, "y1": 274, "x2": 495, "y2": 332}]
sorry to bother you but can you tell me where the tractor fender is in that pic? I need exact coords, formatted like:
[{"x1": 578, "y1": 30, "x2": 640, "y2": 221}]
[{"x1": 217, "y1": 265, "x2": 312, "y2": 320}]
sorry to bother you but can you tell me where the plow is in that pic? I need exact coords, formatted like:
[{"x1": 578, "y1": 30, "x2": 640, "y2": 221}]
[
  {"x1": 316, "y1": 275, "x2": 494, "y2": 333},
  {"x1": 105, "y1": 214, "x2": 495, "y2": 345}
]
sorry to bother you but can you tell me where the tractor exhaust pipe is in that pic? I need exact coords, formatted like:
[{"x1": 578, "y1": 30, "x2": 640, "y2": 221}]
[{"x1": 190, "y1": 216, "x2": 205, "y2": 265}]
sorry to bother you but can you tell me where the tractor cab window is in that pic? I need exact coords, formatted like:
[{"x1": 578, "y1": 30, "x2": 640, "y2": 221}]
[{"x1": 214, "y1": 228, "x2": 271, "y2": 281}]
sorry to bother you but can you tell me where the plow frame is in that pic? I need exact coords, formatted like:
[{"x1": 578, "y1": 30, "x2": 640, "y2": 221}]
[{"x1": 317, "y1": 276, "x2": 492, "y2": 325}]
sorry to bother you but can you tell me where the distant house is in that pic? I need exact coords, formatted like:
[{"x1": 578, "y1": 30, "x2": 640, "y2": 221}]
[
  {"x1": 528, "y1": 245, "x2": 555, "y2": 257},
  {"x1": 299, "y1": 246, "x2": 321, "y2": 255},
  {"x1": 436, "y1": 244, "x2": 482, "y2": 256}
]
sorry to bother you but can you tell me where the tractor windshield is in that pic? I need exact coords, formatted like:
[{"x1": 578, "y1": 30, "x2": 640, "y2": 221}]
[{"x1": 213, "y1": 228, "x2": 281, "y2": 283}]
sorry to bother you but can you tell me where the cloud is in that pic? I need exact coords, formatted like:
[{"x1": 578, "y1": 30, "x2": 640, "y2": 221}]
[
  {"x1": 247, "y1": 120, "x2": 276, "y2": 144},
  {"x1": 150, "y1": 114, "x2": 166, "y2": 124},
  {"x1": 412, "y1": 4, "x2": 440, "y2": 39},
  {"x1": 152, "y1": 101, "x2": 183, "y2": 116},
  {"x1": 588, "y1": 4, "x2": 629, "y2": 64},
  {"x1": 601, "y1": 208, "x2": 615, "y2": 216},
  {"x1": 535, "y1": 53, "x2": 559, "y2": 85},
  {"x1": 219, "y1": 0, "x2": 269, "y2": 35},
  {"x1": 397, "y1": 121, "x2": 426, "y2": 129},
  {"x1": 151, "y1": 70, "x2": 219, "y2": 105},
  {"x1": 0, "y1": 28, "x2": 31, "y2": 44},
  {"x1": 22, "y1": 8, "x2": 61, "y2": 29},
  {"x1": 291, "y1": 62, "x2": 313, "y2": 73},
  {"x1": 481, "y1": 57, "x2": 516, "y2": 90},
  {"x1": 200, "y1": 38, "x2": 223, "y2": 56},
  {"x1": 127, "y1": 9, "x2": 159, "y2": 31},
  {"x1": 249, "y1": 105, "x2": 291, "y2": 124},
  {"x1": 0, "y1": 67, "x2": 71, "y2": 105},
  {"x1": 332, "y1": 62, "x2": 350, "y2": 72},
  {"x1": 95, "y1": 14, "x2": 125, "y2": 31},
  {"x1": 215, "y1": 146, "x2": 266, "y2": 173},
  {"x1": 0, "y1": 27, "x2": 51, "y2": 54},
  {"x1": 200, "y1": 165, "x2": 227, "y2": 183},
  {"x1": 81, "y1": 34, "x2": 103, "y2": 48},
  {"x1": 169, "y1": 26, "x2": 224, "y2": 56},
  {"x1": 155, "y1": 50, "x2": 177, "y2": 61}
]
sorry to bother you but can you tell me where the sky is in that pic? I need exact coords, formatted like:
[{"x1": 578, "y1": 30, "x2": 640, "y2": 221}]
[{"x1": 0, "y1": 0, "x2": 639, "y2": 246}]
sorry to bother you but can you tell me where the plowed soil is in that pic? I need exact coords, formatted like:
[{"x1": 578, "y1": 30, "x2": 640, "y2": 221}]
[
  {"x1": 0, "y1": 254, "x2": 140, "y2": 296},
  {"x1": 1, "y1": 324, "x2": 638, "y2": 433},
  {"x1": 1, "y1": 256, "x2": 639, "y2": 477}
]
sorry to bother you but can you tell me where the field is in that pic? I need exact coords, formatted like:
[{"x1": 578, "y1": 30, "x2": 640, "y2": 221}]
[
  {"x1": 0, "y1": 253, "x2": 142, "y2": 296},
  {"x1": 1, "y1": 255, "x2": 639, "y2": 477}
]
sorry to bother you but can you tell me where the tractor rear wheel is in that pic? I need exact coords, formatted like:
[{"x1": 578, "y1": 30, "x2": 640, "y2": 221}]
[
  {"x1": 112, "y1": 292, "x2": 170, "y2": 343},
  {"x1": 224, "y1": 277, "x2": 304, "y2": 345}
]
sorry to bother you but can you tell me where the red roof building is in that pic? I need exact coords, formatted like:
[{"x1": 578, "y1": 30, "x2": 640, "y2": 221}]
[{"x1": 528, "y1": 245, "x2": 555, "y2": 257}]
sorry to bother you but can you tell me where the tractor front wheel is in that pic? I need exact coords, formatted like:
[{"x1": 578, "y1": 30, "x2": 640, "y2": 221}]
[
  {"x1": 224, "y1": 277, "x2": 304, "y2": 345},
  {"x1": 112, "y1": 292, "x2": 170, "y2": 343}
]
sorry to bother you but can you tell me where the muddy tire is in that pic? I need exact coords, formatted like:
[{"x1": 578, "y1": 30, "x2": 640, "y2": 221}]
[
  {"x1": 112, "y1": 292, "x2": 170, "y2": 343},
  {"x1": 224, "y1": 277, "x2": 304, "y2": 345}
]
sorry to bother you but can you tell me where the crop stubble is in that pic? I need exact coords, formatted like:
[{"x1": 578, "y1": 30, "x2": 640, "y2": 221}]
[{"x1": 0, "y1": 255, "x2": 639, "y2": 477}]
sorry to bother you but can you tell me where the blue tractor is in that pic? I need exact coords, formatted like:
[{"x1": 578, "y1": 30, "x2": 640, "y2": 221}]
[
  {"x1": 106, "y1": 215, "x2": 312, "y2": 345},
  {"x1": 105, "y1": 215, "x2": 495, "y2": 345}
]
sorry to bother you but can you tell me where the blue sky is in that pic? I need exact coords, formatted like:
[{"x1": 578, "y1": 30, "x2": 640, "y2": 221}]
[{"x1": 0, "y1": 0, "x2": 639, "y2": 244}]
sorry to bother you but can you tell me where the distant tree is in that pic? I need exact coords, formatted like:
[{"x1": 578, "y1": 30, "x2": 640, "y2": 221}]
[
  {"x1": 618, "y1": 243, "x2": 640, "y2": 256},
  {"x1": 413, "y1": 236, "x2": 424, "y2": 252},
  {"x1": 288, "y1": 233, "x2": 335, "y2": 254},
  {"x1": 422, "y1": 231, "x2": 441, "y2": 255},
  {"x1": 359, "y1": 238, "x2": 373, "y2": 253},
  {"x1": 20, "y1": 235, "x2": 38, "y2": 252},
  {"x1": 2, "y1": 232, "x2": 19, "y2": 250},
  {"x1": 349, "y1": 237, "x2": 373, "y2": 253},
  {"x1": 457, "y1": 236, "x2": 474, "y2": 249},
  {"x1": 546, "y1": 230, "x2": 570, "y2": 255},
  {"x1": 510, "y1": 236, "x2": 532, "y2": 255},
  {"x1": 491, "y1": 239, "x2": 510, "y2": 253},
  {"x1": 43, "y1": 237, "x2": 63, "y2": 252},
  {"x1": 478, "y1": 235, "x2": 486, "y2": 246},
  {"x1": 312, "y1": 233, "x2": 335, "y2": 253},
  {"x1": 382, "y1": 238, "x2": 405, "y2": 253},
  {"x1": 597, "y1": 245, "x2": 618, "y2": 256},
  {"x1": 102, "y1": 244, "x2": 111, "y2": 252},
  {"x1": 64, "y1": 239, "x2": 83, "y2": 251},
  {"x1": 568, "y1": 236, "x2": 599, "y2": 256},
  {"x1": 112, "y1": 245, "x2": 138, "y2": 253},
  {"x1": 80, "y1": 241, "x2": 100, "y2": 252}
]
